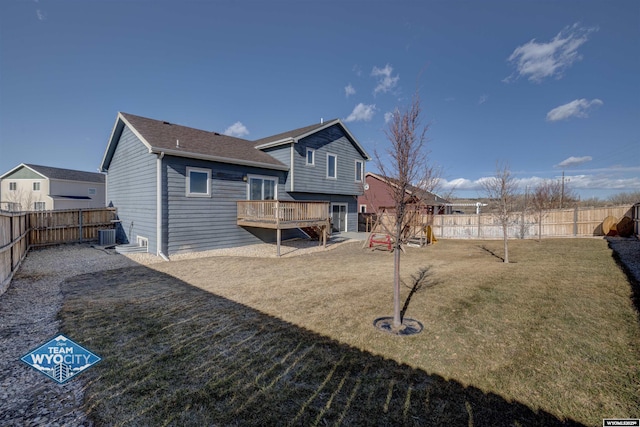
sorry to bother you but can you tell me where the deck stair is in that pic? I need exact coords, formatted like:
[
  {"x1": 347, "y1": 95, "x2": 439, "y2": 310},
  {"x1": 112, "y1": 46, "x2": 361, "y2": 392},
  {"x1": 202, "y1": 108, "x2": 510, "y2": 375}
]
[{"x1": 301, "y1": 226, "x2": 323, "y2": 241}]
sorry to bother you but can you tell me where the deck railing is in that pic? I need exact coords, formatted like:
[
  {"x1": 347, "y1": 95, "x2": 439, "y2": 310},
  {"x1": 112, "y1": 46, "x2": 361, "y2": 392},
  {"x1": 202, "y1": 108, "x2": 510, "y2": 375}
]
[{"x1": 237, "y1": 200, "x2": 330, "y2": 225}]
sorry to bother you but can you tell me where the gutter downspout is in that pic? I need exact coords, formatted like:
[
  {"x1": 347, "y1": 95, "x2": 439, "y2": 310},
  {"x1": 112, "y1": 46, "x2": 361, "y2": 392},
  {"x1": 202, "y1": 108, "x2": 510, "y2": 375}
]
[
  {"x1": 156, "y1": 152, "x2": 169, "y2": 261},
  {"x1": 290, "y1": 143, "x2": 295, "y2": 192}
]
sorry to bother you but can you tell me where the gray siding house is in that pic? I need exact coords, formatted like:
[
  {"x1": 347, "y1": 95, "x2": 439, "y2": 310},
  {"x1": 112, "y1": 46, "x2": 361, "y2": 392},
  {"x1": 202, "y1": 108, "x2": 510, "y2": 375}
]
[{"x1": 100, "y1": 112, "x2": 370, "y2": 257}]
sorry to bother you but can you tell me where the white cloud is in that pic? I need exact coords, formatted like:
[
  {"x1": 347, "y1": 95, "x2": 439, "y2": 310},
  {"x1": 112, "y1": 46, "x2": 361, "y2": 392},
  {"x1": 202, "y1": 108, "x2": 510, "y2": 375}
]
[
  {"x1": 546, "y1": 98, "x2": 603, "y2": 121},
  {"x1": 223, "y1": 121, "x2": 249, "y2": 138},
  {"x1": 344, "y1": 84, "x2": 356, "y2": 97},
  {"x1": 438, "y1": 167, "x2": 640, "y2": 197},
  {"x1": 36, "y1": 9, "x2": 46, "y2": 21},
  {"x1": 555, "y1": 156, "x2": 593, "y2": 168},
  {"x1": 345, "y1": 103, "x2": 376, "y2": 122},
  {"x1": 384, "y1": 111, "x2": 394, "y2": 123},
  {"x1": 505, "y1": 23, "x2": 598, "y2": 83},
  {"x1": 371, "y1": 64, "x2": 399, "y2": 94}
]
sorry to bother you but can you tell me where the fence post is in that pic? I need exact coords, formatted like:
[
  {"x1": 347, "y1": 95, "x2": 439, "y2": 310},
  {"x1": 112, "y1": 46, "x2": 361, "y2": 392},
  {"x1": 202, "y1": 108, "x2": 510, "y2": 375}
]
[
  {"x1": 477, "y1": 211, "x2": 481, "y2": 238},
  {"x1": 573, "y1": 207, "x2": 578, "y2": 237},
  {"x1": 79, "y1": 209, "x2": 83, "y2": 242},
  {"x1": 9, "y1": 214, "x2": 14, "y2": 275}
]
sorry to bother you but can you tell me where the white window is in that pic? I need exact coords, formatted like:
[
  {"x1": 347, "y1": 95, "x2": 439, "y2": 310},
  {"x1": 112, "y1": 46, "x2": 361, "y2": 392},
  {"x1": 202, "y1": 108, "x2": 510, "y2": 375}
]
[
  {"x1": 306, "y1": 148, "x2": 315, "y2": 166},
  {"x1": 186, "y1": 167, "x2": 211, "y2": 197},
  {"x1": 327, "y1": 153, "x2": 337, "y2": 179},
  {"x1": 88, "y1": 188, "x2": 97, "y2": 196},
  {"x1": 360, "y1": 204, "x2": 367, "y2": 213},
  {"x1": 9, "y1": 182, "x2": 16, "y2": 191},
  {"x1": 355, "y1": 160, "x2": 363, "y2": 182},
  {"x1": 33, "y1": 182, "x2": 41, "y2": 191},
  {"x1": 33, "y1": 202, "x2": 46, "y2": 210},
  {"x1": 248, "y1": 175, "x2": 277, "y2": 200}
]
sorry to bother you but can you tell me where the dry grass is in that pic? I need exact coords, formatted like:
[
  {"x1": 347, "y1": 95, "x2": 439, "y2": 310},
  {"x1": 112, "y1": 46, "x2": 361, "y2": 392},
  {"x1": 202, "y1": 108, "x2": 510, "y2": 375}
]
[{"x1": 59, "y1": 239, "x2": 640, "y2": 426}]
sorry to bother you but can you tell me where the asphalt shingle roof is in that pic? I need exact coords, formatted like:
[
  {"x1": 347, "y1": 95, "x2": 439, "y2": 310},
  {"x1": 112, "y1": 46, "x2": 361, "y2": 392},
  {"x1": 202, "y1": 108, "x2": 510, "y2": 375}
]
[
  {"x1": 252, "y1": 120, "x2": 338, "y2": 147},
  {"x1": 120, "y1": 113, "x2": 286, "y2": 169}
]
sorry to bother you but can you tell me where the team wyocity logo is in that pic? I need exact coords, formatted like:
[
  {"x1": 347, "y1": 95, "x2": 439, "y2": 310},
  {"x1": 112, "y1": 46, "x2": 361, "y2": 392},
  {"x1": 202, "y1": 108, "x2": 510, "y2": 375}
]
[{"x1": 21, "y1": 335, "x2": 101, "y2": 384}]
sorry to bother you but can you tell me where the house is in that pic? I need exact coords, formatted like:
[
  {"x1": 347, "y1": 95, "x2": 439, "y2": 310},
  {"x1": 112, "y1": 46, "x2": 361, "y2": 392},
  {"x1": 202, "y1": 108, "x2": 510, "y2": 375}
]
[
  {"x1": 0, "y1": 164, "x2": 105, "y2": 211},
  {"x1": 358, "y1": 172, "x2": 450, "y2": 215},
  {"x1": 99, "y1": 112, "x2": 371, "y2": 257}
]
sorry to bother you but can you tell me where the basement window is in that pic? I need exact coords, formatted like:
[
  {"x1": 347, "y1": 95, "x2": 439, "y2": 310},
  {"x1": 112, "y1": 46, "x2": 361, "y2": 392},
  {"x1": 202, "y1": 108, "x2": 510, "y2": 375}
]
[{"x1": 136, "y1": 236, "x2": 149, "y2": 248}]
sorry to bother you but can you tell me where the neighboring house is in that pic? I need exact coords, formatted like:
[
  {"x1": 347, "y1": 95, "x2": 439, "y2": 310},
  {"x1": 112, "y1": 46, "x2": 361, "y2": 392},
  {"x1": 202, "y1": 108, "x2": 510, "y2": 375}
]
[
  {"x1": 358, "y1": 172, "x2": 450, "y2": 215},
  {"x1": 99, "y1": 112, "x2": 371, "y2": 257},
  {"x1": 0, "y1": 164, "x2": 105, "y2": 211}
]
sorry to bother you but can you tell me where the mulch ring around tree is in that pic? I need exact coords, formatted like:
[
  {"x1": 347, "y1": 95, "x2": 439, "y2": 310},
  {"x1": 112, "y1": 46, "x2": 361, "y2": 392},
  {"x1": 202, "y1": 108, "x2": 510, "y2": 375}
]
[{"x1": 373, "y1": 316, "x2": 424, "y2": 335}]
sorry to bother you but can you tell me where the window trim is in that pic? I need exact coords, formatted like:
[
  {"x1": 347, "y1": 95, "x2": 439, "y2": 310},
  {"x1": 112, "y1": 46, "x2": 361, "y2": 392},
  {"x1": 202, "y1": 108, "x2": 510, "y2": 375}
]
[
  {"x1": 306, "y1": 148, "x2": 315, "y2": 166},
  {"x1": 9, "y1": 182, "x2": 16, "y2": 191},
  {"x1": 355, "y1": 160, "x2": 363, "y2": 183},
  {"x1": 88, "y1": 188, "x2": 97, "y2": 196},
  {"x1": 33, "y1": 182, "x2": 41, "y2": 191},
  {"x1": 136, "y1": 236, "x2": 149, "y2": 250},
  {"x1": 326, "y1": 153, "x2": 337, "y2": 179},
  {"x1": 33, "y1": 201, "x2": 46, "y2": 211},
  {"x1": 359, "y1": 204, "x2": 367, "y2": 213},
  {"x1": 185, "y1": 167, "x2": 211, "y2": 197},
  {"x1": 246, "y1": 174, "x2": 278, "y2": 201}
]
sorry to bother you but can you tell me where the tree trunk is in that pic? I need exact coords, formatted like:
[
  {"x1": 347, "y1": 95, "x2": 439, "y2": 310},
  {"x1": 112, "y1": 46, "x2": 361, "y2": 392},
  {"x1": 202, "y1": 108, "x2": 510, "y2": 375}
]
[
  {"x1": 538, "y1": 210, "x2": 542, "y2": 242},
  {"x1": 393, "y1": 219, "x2": 402, "y2": 327},
  {"x1": 503, "y1": 223, "x2": 509, "y2": 263}
]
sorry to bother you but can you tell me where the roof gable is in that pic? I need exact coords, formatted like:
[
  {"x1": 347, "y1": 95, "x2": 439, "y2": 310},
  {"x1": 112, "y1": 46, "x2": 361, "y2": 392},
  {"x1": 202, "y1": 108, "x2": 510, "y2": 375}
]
[
  {"x1": 101, "y1": 113, "x2": 288, "y2": 171},
  {"x1": 253, "y1": 119, "x2": 371, "y2": 160}
]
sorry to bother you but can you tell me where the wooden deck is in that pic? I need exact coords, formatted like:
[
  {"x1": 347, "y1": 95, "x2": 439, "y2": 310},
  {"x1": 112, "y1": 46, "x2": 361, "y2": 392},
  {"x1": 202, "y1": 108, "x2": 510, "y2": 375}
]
[{"x1": 236, "y1": 201, "x2": 330, "y2": 256}]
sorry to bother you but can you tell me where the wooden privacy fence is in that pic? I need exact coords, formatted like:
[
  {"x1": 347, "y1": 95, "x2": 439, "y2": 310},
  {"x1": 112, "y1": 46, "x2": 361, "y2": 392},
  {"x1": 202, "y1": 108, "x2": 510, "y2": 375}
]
[
  {"x1": 0, "y1": 207, "x2": 117, "y2": 294},
  {"x1": 0, "y1": 212, "x2": 29, "y2": 294},
  {"x1": 431, "y1": 205, "x2": 634, "y2": 240},
  {"x1": 29, "y1": 208, "x2": 117, "y2": 247}
]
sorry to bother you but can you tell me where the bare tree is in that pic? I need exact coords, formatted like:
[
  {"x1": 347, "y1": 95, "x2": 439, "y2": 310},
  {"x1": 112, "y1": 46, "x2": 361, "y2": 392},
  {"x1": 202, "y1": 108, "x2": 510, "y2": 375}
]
[
  {"x1": 374, "y1": 92, "x2": 440, "y2": 329},
  {"x1": 481, "y1": 162, "x2": 518, "y2": 263},
  {"x1": 531, "y1": 179, "x2": 562, "y2": 241},
  {"x1": 5, "y1": 187, "x2": 37, "y2": 212},
  {"x1": 608, "y1": 191, "x2": 640, "y2": 206}
]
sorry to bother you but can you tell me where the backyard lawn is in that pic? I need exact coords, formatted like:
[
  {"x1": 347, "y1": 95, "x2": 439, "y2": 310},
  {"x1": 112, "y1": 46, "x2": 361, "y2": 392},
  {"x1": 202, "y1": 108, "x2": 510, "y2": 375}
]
[{"x1": 59, "y1": 238, "x2": 640, "y2": 426}]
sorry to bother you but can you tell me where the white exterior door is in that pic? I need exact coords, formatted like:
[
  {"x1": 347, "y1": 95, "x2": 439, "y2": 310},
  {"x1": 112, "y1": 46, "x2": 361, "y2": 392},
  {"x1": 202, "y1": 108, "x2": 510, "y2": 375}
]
[{"x1": 331, "y1": 203, "x2": 347, "y2": 232}]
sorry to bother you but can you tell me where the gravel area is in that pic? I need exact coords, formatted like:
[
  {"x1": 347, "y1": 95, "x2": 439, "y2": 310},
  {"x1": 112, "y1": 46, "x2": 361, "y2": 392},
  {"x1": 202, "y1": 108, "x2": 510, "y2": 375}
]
[
  {"x1": 0, "y1": 244, "x2": 139, "y2": 427},
  {"x1": 1, "y1": 236, "x2": 638, "y2": 426}
]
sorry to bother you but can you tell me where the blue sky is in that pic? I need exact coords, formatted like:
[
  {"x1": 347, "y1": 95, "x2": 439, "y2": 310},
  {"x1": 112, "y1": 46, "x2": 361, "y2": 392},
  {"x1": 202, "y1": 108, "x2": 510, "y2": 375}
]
[{"x1": 1, "y1": 0, "x2": 638, "y2": 199}]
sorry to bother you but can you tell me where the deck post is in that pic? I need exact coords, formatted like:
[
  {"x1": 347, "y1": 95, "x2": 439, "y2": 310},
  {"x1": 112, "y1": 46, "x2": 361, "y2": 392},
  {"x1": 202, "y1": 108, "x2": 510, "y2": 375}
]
[
  {"x1": 277, "y1": 228, "x2": 281, "y2": 257},
  {"x1": 322, "y1": 224, "x2": 327, "y2": 248}
]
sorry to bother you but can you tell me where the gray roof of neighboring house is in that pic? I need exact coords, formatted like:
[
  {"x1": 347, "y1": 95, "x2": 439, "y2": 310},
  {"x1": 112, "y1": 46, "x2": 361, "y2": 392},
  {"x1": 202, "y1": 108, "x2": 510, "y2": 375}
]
[
  {"x1": 23, "y1": 164, "x2": 105, "y2": 183},
  {"x1": 104, "y1": 113, "x2": 287, "y2": 171}
]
